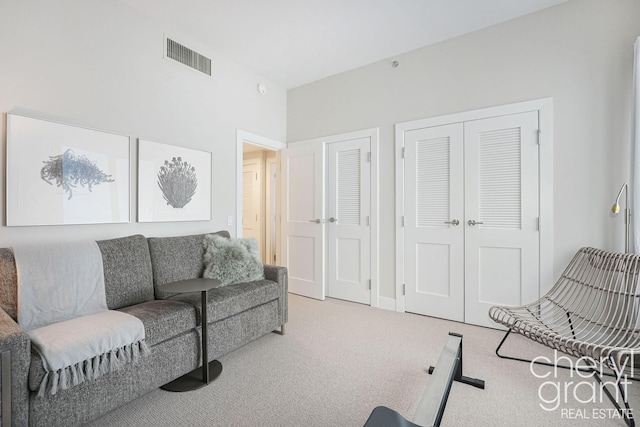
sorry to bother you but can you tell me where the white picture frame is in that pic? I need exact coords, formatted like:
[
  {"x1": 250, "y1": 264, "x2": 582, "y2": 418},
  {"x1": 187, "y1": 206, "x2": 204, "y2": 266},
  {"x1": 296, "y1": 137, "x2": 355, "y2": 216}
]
[
  {"x1": 6, "y1": 114, "x2": 130, "y2": 226},
  {"x1": 138, "y1": 139, "x2": 212, "y2": 222}
]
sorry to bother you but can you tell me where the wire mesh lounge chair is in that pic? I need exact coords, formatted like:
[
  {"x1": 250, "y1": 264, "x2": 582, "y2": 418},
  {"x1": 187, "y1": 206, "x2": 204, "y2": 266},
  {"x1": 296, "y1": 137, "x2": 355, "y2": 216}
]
[{"x1": 489, "y1": 247, "x2": 640, "y2": 427}]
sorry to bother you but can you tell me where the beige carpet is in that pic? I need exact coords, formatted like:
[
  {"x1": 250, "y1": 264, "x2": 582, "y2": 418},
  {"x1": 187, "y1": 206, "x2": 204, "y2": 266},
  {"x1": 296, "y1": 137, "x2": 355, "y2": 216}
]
[{"x1": 88, "y1": 294, "x2": 640, "y2": 426}]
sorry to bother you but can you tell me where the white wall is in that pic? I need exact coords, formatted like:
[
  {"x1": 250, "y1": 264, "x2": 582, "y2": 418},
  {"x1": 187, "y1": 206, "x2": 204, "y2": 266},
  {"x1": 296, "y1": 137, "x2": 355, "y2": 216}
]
[
  {"x1": 0, "y1": 0, "x2": 286, "y2": 245},
  {"x1": 287, "y1": 0, "x2": 640, "y2": 300}
]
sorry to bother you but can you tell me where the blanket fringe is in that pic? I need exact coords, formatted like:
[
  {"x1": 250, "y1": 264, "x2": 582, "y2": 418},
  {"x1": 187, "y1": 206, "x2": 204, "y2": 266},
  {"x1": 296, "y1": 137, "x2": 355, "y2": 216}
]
[{"x1": 37, "y1": 339, "x2": 149, "y2": 397}]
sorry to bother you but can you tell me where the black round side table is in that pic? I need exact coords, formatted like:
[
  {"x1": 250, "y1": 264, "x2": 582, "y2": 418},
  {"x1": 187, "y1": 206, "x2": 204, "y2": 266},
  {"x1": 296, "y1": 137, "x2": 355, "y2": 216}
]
[{"x1": 160, "y1": 278, "x2": 223, "y2": 392}]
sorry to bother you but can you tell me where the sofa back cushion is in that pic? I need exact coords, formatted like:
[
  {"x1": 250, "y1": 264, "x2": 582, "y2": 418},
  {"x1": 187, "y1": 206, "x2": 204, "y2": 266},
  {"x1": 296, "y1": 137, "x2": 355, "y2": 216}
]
[
  {"x1": 147, "y1": 231, "x2": 230, "y2": 299},
  {"x1": 0, "y1": 235, "x2": 154, "y2": 319},
  {"x1": 96, "y1": 234, "x2": 155, "y2": 309}
]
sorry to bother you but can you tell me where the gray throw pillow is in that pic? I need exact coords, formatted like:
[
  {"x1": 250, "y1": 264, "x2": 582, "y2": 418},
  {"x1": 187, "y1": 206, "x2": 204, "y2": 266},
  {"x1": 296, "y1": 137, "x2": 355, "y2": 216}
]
[{"x1": 202, "y1": 234, "x2": 264, "y2": 286}]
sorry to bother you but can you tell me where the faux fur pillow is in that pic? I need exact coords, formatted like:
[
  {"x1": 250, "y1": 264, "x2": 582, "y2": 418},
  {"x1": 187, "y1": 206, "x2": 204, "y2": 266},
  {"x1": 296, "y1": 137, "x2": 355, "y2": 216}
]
[{"x1": 202, "y1": 234, "x2": 264, "y2": 286}]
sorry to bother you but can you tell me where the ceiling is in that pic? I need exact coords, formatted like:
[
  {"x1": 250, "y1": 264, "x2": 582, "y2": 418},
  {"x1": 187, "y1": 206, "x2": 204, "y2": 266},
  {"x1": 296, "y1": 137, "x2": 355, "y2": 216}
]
[{"x1": 119, "y1": 0, "x2": 568, "y2": 89}]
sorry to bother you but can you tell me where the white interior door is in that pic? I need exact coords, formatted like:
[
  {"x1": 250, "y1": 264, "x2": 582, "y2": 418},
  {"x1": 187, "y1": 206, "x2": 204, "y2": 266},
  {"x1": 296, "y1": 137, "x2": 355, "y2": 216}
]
[
  {"x1": 281, "y1": 143, "x2": 325, "y2": 300},
  {"x1": 404, "y1": 124, "x2": 464, "y2": 321},
  {"x1": 402, "y1": 111, "x2": 540, "y2": 327},
  {"x1": 242, "y1": 159, "x2": 261, "y2": 257},
  {"x1": 265, "y1": 159, "x2": 278, "y2": 265},
  {"x1": 326, "y1": 138, "x2": 371, "y2": 305},
  {"x1": 464, "y1": 111, "x2": 540, "y2": 327}
]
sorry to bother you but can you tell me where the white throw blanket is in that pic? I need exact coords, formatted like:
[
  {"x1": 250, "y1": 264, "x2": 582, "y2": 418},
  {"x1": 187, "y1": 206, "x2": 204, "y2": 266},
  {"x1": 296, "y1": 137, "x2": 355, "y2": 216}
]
[
  {"x1": 13, "y1": 242, "x2": 149, "y2": 396},
  {"x1": 14, "y1": 242, "x2": 108, "y2": 331},
  {"x1": 29, "y1": 310, "x2": 148, "y2": 396}
]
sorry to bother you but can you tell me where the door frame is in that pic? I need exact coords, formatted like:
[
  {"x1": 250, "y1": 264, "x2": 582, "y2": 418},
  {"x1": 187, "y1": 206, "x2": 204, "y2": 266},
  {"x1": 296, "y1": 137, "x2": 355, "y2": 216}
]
[
  {"x1": 395, "y1": 98, "x2": 553, "y2": 313},
  {"x1": 236, "y1": 130, "x2": 286, "y2": 256},
  {"x1": 285, "y1": 128, "x2": 380, "y2": 307}
]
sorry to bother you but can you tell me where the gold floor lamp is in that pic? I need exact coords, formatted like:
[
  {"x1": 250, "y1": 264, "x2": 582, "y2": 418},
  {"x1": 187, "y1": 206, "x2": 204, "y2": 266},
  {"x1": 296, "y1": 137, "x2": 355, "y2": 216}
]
[{"x1": 611, "y1": 183, "x2": 631, "y2": 253}]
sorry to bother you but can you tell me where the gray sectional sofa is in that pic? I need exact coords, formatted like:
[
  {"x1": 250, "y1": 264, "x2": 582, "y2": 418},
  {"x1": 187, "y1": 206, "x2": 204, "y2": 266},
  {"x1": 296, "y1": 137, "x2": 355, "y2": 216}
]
[{"x1": 0, "y1": 231, "x2": 288, "y2": 426}]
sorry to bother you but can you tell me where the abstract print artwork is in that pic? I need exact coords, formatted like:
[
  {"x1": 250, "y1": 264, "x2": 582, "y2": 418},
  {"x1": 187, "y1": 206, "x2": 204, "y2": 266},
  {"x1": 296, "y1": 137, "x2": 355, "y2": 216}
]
[
  {"x1": 138, "y1": 139, "x2": 212, "y2": 222},
  {"x1": 157, "y1": 156, "x2": 198, "y2": 208},
  {"x1": 6, "y1": 114, "x2": 130, "y2": 226},
  {"x1": 41, "y1": 149, "x2": 115, "y2": 200}
]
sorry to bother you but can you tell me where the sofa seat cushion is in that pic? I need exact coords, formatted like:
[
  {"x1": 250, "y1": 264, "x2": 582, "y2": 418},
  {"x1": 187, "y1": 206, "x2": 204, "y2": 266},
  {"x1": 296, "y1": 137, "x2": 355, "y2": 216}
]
[
  {"x1": 118, "y1": 300, "x2": 196, "y2": 347},
  {"x1": 169, "y1": 279, "x2": 280, "y2": 324},
  {"x1": 28, "y1": 299, "x2": 196, "y2": 392}
]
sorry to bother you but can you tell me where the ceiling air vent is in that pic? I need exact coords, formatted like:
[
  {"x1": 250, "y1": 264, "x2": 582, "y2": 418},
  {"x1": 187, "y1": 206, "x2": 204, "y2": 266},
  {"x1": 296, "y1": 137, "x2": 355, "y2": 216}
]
[{"x1": 165, "y1": 37, "x2": 212, "y2": 77}]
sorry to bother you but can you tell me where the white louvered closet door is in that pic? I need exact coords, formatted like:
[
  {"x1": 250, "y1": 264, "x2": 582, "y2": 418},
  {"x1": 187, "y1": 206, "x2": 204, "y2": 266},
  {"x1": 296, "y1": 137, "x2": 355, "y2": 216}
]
[
  {"x1": 464, "y1": 111, "x2": 540, "y2": 327},
  {"x1": 327, "y1": 138, "x2": 371, "y2": 304},
  {"x1": 404, "y1": 124, "x2": 464, "y2": 321}
]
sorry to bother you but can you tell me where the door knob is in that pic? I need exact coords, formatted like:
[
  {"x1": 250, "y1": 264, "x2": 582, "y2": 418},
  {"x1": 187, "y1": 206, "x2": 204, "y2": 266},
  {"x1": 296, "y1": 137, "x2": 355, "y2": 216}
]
[
  {"x1": 467, "y1": 219, "x2": 484, "y2": 226},
  {"x1": 328, "y1": 217, "x2": 338, "y2": 223},
  {"x1": 444, "y1": 219, "x2": 459, "y2": 226}
]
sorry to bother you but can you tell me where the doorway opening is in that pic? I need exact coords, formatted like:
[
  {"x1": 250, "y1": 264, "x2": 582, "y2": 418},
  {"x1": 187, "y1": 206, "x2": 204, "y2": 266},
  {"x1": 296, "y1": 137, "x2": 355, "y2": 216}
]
[
  {"x1": 242, "y1": 143, "x2": 279, "y2": 264},
  {"x1": 236, "y1": 130, "x2": 286, "y2": 265}
]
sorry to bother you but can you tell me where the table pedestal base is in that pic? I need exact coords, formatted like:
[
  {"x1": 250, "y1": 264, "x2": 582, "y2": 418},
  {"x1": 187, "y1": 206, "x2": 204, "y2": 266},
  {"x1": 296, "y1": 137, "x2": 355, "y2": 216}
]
[{"x1": 160, "y1": 360, "x2": 222, "y2": 392}]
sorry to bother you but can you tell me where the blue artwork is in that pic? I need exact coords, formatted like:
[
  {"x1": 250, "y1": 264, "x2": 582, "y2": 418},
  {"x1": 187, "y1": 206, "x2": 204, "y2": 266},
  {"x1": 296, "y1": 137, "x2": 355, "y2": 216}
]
[{"x1": 40, "y1": 149, "x2": 114, "y2": 200}]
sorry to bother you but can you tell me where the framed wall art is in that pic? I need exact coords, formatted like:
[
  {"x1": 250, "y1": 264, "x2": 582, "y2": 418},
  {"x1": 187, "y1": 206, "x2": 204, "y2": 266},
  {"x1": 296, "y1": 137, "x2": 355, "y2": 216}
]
[
  {"x1": 6, "y1": 114, "x2": 130, "y2": 226},
  {"x1": 138, "y1": 139, "x2": 212, "y2": 222}
]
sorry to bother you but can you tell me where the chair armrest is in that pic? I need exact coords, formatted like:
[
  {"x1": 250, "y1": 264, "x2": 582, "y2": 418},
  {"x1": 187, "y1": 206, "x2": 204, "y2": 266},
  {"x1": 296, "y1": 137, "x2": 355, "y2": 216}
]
[
  {"x1": 0, "y1": 309, "x2": 30, "y2": 426},
  {"x1": 263, "y1": 265, "x2": 288, "y2": 325}
]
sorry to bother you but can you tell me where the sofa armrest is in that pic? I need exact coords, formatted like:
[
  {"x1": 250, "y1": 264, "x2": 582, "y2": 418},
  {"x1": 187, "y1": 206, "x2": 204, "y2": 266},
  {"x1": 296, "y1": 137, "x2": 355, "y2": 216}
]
[
  {"x1": 0, "y1": 309, "x2": 30, "y2": 426},
  {"x1": 263, "y1": 265, "x2": 288, "y2": 326}
]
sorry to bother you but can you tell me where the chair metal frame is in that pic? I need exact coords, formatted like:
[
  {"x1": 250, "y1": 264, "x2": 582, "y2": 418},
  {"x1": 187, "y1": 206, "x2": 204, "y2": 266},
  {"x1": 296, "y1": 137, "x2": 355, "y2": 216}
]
[{"x1": 489, "y1": 247, "x2": 640, "y2": 427}]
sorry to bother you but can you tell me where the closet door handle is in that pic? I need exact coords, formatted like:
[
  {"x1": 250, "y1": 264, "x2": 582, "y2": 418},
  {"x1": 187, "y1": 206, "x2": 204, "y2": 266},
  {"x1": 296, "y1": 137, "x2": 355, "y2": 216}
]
[
  {"x1": 328, "y1": 217, "x2": 338, "y2": 223},
  {"x1": 309, "y1": 219, "x2": 321, "y2": 224},
  {"x1": 467, "y1": 219, "x2": 484, "y2": 226},
  {"x1": 444, "y1": 219, "x2": 459, "y2": 226}
]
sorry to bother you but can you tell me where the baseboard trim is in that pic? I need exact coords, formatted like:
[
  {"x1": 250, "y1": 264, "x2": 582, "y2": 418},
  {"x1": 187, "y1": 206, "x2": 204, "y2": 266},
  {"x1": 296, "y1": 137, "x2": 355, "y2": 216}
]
[{"x1": 377, "y1": 296, "x2": 397, "y2": 312}]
